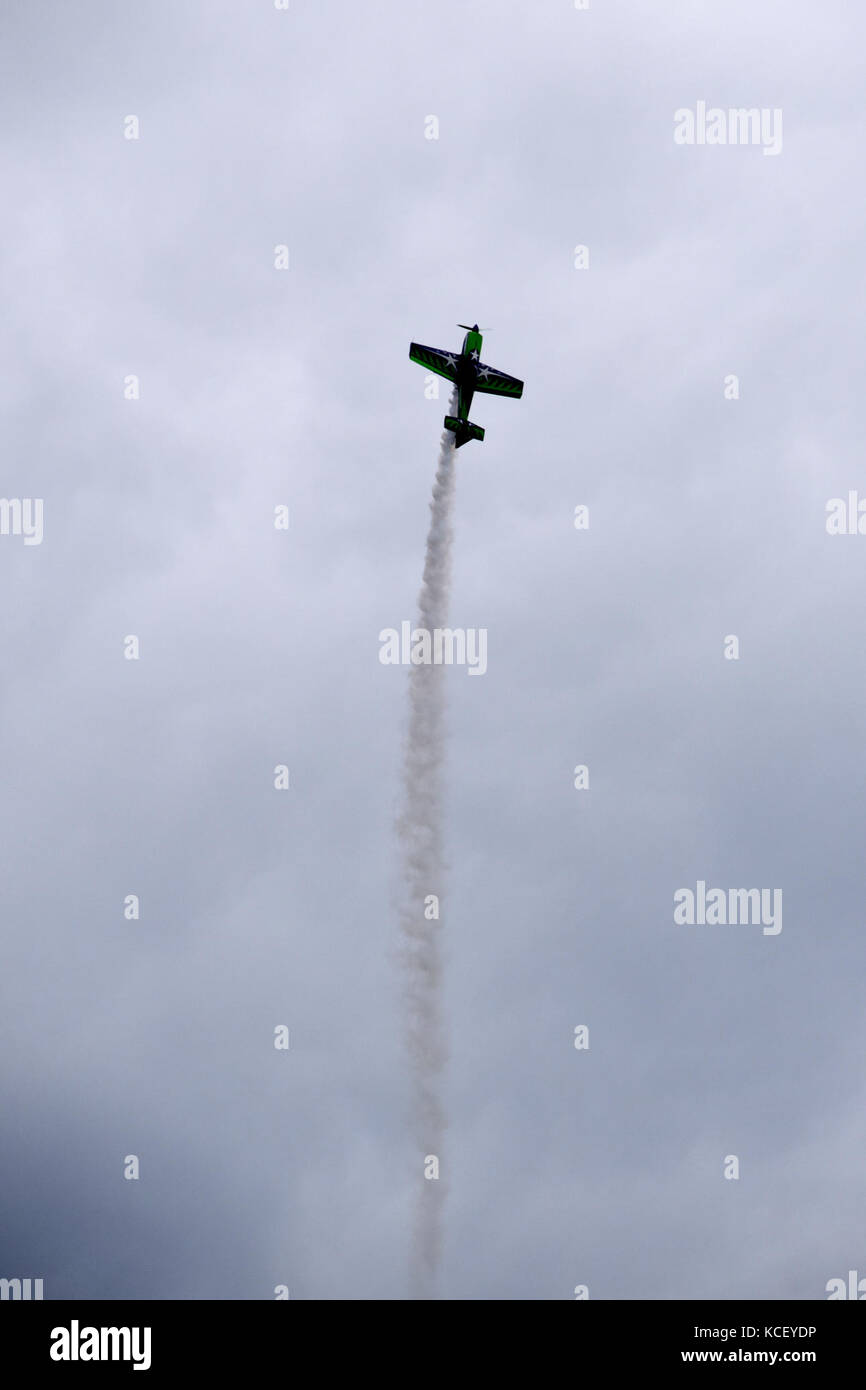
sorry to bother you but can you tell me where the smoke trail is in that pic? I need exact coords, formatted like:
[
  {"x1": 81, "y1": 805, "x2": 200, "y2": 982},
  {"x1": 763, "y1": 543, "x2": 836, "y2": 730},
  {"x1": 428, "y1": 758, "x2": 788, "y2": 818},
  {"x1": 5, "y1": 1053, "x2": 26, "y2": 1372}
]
[{"x1": 397, "y1": 389, "x2": 458, "y2": 1299}]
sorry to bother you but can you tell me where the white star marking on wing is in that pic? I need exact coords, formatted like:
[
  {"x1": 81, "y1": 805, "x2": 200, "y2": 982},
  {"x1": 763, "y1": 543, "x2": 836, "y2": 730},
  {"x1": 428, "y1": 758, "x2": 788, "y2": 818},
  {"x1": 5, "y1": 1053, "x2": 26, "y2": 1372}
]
[
  {"x1": 442, "y1": 354, "x2": 457, "y2": 368},
  {"x1": 477, "y1": 366, "x2": 492, "y2": 379}
]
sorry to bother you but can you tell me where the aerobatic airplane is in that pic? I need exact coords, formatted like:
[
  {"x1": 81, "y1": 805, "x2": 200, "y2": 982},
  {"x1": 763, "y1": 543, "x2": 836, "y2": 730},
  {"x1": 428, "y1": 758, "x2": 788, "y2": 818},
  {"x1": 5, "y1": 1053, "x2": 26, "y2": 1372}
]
[{"x1": 409, "y1": 324, "x2": 524, "y2": 447}]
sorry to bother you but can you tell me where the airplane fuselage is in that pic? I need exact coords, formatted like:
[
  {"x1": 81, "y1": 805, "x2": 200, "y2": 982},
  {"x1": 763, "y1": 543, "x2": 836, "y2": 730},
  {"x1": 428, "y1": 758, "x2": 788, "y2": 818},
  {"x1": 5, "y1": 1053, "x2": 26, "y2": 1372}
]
[{"x1": 455, "y1": 327, "x2": 484, "y2": 421}]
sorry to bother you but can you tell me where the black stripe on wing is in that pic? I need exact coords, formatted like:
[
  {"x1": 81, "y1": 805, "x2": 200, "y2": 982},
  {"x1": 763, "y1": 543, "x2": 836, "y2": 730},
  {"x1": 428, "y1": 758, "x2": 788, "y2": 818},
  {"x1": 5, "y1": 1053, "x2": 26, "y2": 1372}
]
[
  {"x1": 473, "y1": 363, "x2": 524, "y2": 398},
  {"x1": 409, "y1": 343, "x2": 459, "y2": 382}
]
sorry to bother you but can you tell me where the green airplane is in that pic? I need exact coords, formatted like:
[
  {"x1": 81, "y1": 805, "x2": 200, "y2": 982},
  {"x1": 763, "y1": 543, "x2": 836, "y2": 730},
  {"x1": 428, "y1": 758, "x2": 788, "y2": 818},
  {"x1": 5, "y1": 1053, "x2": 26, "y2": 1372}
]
[{"x1": 409, "y1": 324, "x2": 524, "y2": 447}]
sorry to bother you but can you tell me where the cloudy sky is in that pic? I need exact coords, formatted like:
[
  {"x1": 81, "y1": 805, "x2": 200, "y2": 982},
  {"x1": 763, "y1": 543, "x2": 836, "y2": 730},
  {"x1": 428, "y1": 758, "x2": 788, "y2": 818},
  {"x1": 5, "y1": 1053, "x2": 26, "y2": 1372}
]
[{"x1": 1, "y1": 0, "x2": 864, "y2": 1300}]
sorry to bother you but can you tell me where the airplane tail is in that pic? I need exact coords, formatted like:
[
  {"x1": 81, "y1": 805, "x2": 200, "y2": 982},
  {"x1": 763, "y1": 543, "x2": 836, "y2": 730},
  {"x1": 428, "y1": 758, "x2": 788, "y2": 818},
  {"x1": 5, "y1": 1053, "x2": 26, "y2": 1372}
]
[{"x1": 444, "y1": 415, "x2": 485, "y2": 448}]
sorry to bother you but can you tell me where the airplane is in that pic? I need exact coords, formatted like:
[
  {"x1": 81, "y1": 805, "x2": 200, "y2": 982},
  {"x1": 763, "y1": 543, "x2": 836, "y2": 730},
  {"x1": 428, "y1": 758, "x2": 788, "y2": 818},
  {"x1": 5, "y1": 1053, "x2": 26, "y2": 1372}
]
[{"x1": 409, "y1": 324, "x2": 523, "y2": 447}]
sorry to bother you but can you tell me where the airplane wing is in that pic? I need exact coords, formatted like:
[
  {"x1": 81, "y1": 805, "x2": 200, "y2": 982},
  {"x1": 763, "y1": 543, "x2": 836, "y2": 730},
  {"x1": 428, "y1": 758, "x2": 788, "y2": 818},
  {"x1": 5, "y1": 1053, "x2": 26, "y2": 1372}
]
[
  {"x1": 409, "y1": 342, "x2": 459, "y2": 382},
  {"x1": 473, "y1": 363, "x2": 524, "y2": 398}
]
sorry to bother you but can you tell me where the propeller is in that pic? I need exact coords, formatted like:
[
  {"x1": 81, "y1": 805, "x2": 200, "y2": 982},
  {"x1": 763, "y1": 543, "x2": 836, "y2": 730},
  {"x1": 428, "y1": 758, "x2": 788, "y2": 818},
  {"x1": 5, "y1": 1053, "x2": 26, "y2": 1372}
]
[{"x1": 458, "y1": 323, "x2": 488, "y2": 332}]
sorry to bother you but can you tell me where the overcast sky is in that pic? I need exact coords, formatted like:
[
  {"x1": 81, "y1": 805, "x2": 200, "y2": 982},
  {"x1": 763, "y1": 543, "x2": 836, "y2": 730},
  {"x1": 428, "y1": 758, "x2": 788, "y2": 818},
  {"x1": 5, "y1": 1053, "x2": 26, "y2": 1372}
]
[{"x1": 1, "y1": 0, "x2": 865, "y2": 1300}]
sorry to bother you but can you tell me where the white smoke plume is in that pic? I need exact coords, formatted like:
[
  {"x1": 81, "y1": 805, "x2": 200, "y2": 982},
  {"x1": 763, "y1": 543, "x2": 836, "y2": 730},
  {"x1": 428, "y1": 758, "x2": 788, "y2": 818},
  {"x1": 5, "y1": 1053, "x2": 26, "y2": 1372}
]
[{"x1": 397, "y1": 390, "x2": 458, "y2": 1299}]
